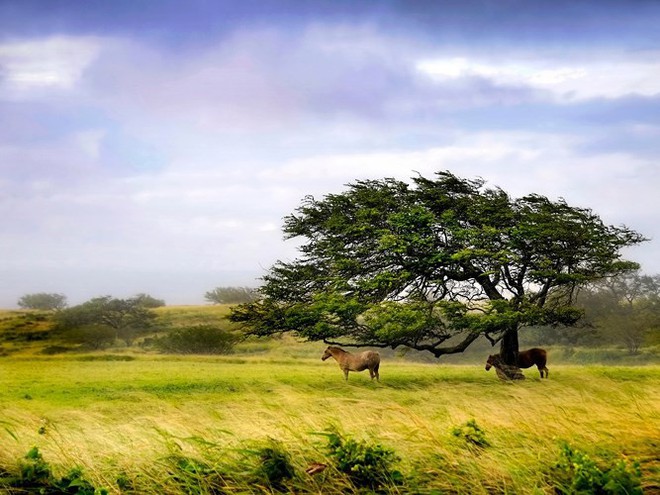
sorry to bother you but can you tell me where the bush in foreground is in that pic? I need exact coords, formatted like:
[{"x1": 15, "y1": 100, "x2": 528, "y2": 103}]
[
  {"x1": 322, "y1": 429, "x2": 403, "y2": 490},
  {"x1": 552, "y1": 442, "x2": 642, "y2": 495},
  {"x1": 451, "y1": 418, "x2": 490, "y2": 448},
  {"x1": 0, "y1": 447, "x2": 107, "y2": 494}
]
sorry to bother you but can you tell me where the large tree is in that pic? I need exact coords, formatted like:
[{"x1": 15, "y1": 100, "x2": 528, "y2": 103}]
[
  {"x1": 229, "y1": 171, "x2": 645, "y2": 369},
  {"x1": 55, "y1": 296, "x2": 156, "y2": 346}
]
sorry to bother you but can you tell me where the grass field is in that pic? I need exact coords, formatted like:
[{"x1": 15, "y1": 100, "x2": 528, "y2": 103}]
[{"x1": 1, "y1": 351, "x2": 658, "y2": 494}]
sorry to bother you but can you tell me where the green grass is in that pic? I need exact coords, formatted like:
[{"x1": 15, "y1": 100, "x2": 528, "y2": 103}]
[
  {"x1": 0, "y1": 353, "x2": 658, "y2": 494},
  {"x1": 0, "y1": 305, "x2": 657, "y2": 492}
]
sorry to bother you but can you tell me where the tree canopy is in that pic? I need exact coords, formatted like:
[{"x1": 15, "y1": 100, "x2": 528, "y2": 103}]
[
  {"x1": 205, "y1": 286, "x2": 258, "y2": 305},
  {"x1": 54, "y1": 295, "x2": 156, "y2": 346},
  {"x1": 18, "y1": 293, "x2": 68, "y2": 311},
  {"x1": 132, "y1": 293, "x2": 166, "y2": 308},
  {"x1": 229, "y1": 171, "x2": 645, "y2": 365}
]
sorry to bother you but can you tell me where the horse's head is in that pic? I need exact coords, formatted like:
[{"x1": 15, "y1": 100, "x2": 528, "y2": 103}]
[
  {"x1": 321, "y1": 347, "x2": 332, "y2": 361},
  {"x1": 485, "y1": 354, "x2": 496, "y2": 371},
  {"x1": 485, "y1": 354, "x2": 505, "y2": 371}
]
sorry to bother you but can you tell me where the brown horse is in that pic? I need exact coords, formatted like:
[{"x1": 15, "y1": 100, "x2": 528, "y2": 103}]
[
  {"x1": 321, "y1": 346, "x2": 380, "y2": 381},
  {"x1": 485, "y1": 348, "x2": 549, "y2": 378}
]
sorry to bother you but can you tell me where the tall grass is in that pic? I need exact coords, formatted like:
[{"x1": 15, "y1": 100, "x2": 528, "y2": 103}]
[{"x1": 0, "y1": 353, "x2": 658, "y2": 493}]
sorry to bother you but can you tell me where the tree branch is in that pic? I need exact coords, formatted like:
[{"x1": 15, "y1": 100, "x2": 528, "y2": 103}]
[{"x1": 323, "y1": 331, "x2": 482, "y2": 359}]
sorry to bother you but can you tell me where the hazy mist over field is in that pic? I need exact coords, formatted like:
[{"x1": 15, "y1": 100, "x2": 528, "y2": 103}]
[{"x1": 2, "y1": 1, "x2": 660, "y2": 307}]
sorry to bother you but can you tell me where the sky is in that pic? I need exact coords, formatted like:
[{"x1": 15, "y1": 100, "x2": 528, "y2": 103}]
[{"x1": 1, "y1": 0, "x2": 659, "y2": 308}]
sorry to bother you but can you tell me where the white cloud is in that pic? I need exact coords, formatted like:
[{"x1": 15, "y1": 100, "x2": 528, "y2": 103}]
[
  {"x1": 0, "y1": 36, "x2": 100, "y2": 98},
  {"x1": 416, "y1": 53, "x2": 660, "y2": 100}
]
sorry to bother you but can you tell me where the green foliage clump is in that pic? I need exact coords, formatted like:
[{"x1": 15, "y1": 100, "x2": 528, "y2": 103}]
[
  {"x1": 552, "y1": 442, "x2": 642, "y2": 495},
  {"x1": 323, "y1": 429, "x2": 403, "y2": 490},
  {"x1": 0, "y1": 447, "x2": 107, "y2": 494},
  {"x1": 205, "y1": 286, "x2": 258, "y2": 304},
  {"x1": 247, "y1": 439, "x2": 296, "y2": 490},
  {"x1": 132, "y1": 293, "x2": 166, "y2": 308},
  {"x1": 18, "y1": 446, "x2": 52, "y2": 487},
  {"x1": 61, "y1": 324, "x2": 116, "y2": 349},
  {"x1": 156, "y1": 325, "x2": 238, "y2": 354},
  {"x1": 451, "y1": 419, "x2": 490, "y2": 448},
  {"x1": 54, "y1": 295, "x2": 156, "y2": 347},
  {"x1": 167, "y1": 455, "x2": 224, "y2": 494}
]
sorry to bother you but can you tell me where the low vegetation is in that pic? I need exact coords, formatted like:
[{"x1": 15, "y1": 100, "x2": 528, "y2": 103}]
[{"x1": 153, "y1": 324, "x2": 239, "y2": 354}]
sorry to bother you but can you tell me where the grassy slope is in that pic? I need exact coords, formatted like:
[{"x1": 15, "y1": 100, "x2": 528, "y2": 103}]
[{"x1": 0, "y1": 355, "x2": 658, "y2": 494}]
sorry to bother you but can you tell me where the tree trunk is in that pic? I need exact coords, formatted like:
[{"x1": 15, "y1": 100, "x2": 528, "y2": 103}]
[
  {"x1": 500, "y1": 327, "x2": 519, "y2": 365},
  {"x1": 496, "y1": 326, "x2": 524, "y2": 381}
]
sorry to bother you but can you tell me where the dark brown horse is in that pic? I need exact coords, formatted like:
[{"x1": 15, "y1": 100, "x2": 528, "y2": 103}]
[
  {"x1": 485, "y1": 348, "x2": 549, "y2": 378},
  {"x1": 321, "y1": 346, "x2": 380, "y2": 381}
]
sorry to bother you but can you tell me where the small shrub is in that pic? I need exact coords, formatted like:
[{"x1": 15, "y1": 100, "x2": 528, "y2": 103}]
[
  {"x1": 602, "y1": 459, "x2": 644, "y2": 494},
  {"x1": 156, "y1": 325, "x2": 238, "y2": 354},
  {"x1": 451, "y1": 419, "x2": 490, "y2": 448},
  {"x1": 249, "y1": 439, "x2": 296, "y2": 490},
  {"x1": 552, "y1": 442, "x2": 642, "y2": 495},
  {"x1": 18, "y1": 446, "x2": 52, "y2": 488},
  {"x1": 56, "y1": 467, "x2": 104, "y2": 494},
  {"x1": 0, "y1": 447, "x2": 107, "y2": 494},
  {"x1": 167, "y1": 455, "x2": 224, "y2": 494},
  {"x1": 323, "y1": 429, "x2": 403, "y2": 490},
  {"x1": 115, "y1": 472, "x2": 133, "y2": 491}
]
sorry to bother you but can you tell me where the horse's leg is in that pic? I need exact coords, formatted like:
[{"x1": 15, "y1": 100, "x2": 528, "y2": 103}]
[
  {"x1": 343, "y1": 369, "x2": 349, "y2": 381},
  {"x1": 374, "y1": 363, "x2": 380, "y2": 382},
  {"x1": 543, "y1": 366, "x2": 549, "y2": 378}
]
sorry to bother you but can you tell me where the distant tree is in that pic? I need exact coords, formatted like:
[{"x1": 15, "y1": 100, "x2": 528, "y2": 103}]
[
  {"x1": 230, "y1": 171, "x2": 645, "y2": 377},
  {"x1": 527, "y1": 323, "x2": 600, "y2": 349},
  {"x1": 578, "y1": 272, "x2": 660, "y2": 354},
  {"x1": 54, "y1": 296, "x2": 156, "y2": 346},
  {"x1": 205, "y1": 286, "x2": 258, "y2": 305},
  {"x1": 132, "y1": 293, "x2": 166, "y2": 308},
  {"x1": 17, "y1": 293, "x2": 67, "y2": 311}
]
